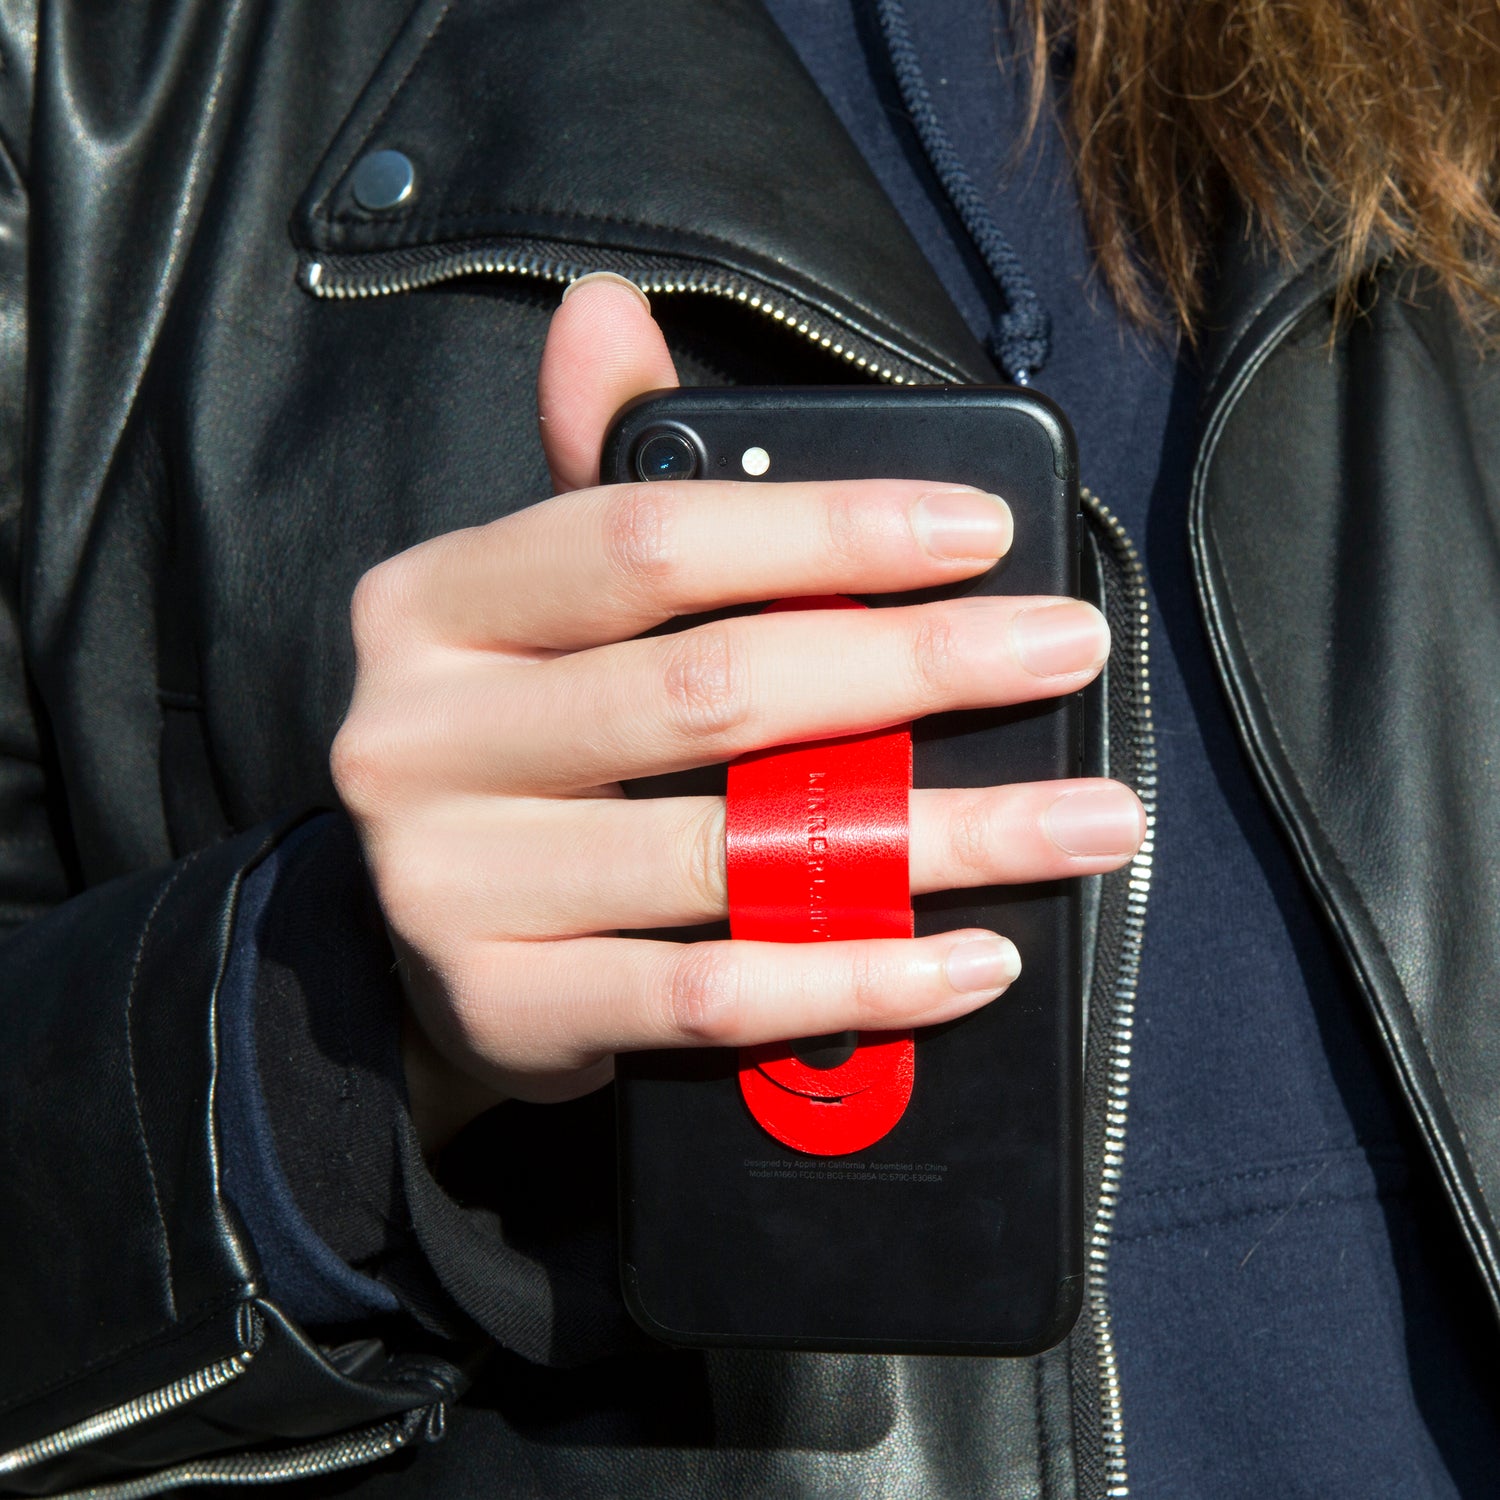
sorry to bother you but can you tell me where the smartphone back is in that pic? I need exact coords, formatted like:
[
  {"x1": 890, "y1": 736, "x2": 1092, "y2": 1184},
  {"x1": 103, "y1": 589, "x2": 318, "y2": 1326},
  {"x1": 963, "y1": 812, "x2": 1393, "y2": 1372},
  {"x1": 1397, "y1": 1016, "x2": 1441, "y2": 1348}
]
[{"x1": 604, "y1": 387, "x2": 1082, "y2": 1354}]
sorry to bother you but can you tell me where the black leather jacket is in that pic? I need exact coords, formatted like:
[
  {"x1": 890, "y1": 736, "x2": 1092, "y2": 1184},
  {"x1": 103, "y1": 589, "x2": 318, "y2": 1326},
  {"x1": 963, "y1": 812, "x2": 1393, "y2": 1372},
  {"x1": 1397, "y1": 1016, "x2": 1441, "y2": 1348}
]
[{"x1": 3, "y1": 1, "x2": 1498, "y2": 1496}]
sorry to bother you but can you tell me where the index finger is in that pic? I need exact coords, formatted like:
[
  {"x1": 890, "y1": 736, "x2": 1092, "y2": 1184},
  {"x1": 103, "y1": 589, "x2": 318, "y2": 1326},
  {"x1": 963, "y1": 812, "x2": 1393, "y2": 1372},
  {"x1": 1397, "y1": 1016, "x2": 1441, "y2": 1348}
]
[{"x1": 392, "y1": 478, "x2": 1015, "y2": 652}]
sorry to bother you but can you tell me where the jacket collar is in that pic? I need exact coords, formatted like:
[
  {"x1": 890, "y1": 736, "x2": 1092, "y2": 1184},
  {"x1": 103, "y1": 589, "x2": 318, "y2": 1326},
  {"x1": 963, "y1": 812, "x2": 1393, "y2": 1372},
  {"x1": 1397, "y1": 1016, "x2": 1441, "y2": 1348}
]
[
  {"x1": 294, "y1": 0, "x2": 996, "y2": 385},
  {"x1": 298, "y1": 0, "x2": 1363, "y2": 404},
  {"x1": 1196, "y1": 202, "x2": 1352, "y2": 417}
]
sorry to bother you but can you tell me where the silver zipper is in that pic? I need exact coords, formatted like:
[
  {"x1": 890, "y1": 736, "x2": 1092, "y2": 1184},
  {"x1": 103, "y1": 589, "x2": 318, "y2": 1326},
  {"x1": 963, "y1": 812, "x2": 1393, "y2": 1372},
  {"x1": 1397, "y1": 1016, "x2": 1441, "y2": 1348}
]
[
  {"x1": 0, "y1": 1348, "x2": 254, "y2": 1479},
  {"x1": 46, "y1": 1409, "x2": 436, "y2": 1499},
  {"x1": 299, "y1": 243, "x2": 947, "y2": 386},
  {"x1": 1078, "y1": 486, "x2": 1157, "y2": 1500},
  {"x1": 2, "y1": 1302, "x2": 442, "y2": 1500}
]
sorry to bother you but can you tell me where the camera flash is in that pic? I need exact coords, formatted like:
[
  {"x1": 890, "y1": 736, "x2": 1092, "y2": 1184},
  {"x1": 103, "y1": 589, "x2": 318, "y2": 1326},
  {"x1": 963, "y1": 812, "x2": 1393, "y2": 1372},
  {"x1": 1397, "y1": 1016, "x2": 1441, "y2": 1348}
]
[{"x1": 740, "y1": 446, "x2": 771, "y2": 476}]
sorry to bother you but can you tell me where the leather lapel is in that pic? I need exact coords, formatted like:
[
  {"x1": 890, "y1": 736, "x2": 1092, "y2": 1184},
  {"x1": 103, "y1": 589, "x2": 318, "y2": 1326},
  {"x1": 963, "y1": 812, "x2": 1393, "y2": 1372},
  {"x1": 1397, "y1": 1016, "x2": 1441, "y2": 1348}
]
[
  {"x1": 1192, "y1": 227, "x2": 1500, "y2": 1303},
  {"x1": 1195, "y1": 205, "x2": 1340, "y2": 417},
  {"x1": 293, "y1": 0, "x2": 995, "y2": 385}
]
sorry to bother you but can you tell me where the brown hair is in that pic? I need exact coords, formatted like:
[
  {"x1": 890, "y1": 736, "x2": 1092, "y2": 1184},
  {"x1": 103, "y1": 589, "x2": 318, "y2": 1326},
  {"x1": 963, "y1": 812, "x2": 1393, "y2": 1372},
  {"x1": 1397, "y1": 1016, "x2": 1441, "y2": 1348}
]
[{"x1": 1024, "y1": 0, "x2": 1500, "y2": 336}]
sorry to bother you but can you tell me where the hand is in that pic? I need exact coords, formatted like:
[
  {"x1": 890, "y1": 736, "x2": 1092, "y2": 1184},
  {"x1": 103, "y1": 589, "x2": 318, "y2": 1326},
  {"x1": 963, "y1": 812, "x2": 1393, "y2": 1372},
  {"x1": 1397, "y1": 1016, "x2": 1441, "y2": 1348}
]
[{"x1": 332, "y1": 273, "x2": 1145, "y2": 1151}]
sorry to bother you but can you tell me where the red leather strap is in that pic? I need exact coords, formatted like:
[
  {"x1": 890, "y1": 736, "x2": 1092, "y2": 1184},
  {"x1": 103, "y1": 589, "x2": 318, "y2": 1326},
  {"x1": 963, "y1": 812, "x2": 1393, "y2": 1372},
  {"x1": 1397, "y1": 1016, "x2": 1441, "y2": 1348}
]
[{"x1": 727, "y1": 596, "x2": 915, "y2": 1155}]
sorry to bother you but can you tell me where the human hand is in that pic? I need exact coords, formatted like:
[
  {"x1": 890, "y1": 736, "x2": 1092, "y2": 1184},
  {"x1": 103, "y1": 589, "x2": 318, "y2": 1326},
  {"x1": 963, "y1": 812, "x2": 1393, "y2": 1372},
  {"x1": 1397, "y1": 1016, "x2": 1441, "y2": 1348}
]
[{"x1": 332, "y1": 273, "x2": 1145, "y2": 1150}]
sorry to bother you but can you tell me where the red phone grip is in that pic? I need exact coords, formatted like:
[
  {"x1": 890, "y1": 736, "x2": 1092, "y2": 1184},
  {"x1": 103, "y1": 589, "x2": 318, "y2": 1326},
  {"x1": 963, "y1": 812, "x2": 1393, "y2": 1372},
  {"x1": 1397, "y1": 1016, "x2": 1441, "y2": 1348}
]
[{"x1": 727, "y1": 595, "x2": 915, "y2": 1155}]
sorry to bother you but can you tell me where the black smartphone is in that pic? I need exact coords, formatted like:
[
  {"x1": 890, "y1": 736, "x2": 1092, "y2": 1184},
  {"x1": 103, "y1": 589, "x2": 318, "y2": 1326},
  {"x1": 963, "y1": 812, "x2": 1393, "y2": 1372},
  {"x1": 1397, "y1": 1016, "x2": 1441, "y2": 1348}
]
[{"x1": 603, "y1": 386, "x2": 1082, "y2": 1355}]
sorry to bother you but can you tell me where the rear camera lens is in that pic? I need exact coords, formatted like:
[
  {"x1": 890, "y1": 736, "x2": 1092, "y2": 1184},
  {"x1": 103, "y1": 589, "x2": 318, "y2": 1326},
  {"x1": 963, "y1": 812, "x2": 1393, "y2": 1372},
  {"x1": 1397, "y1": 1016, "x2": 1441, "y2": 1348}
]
[{"x1": 634, "y1": 430, "x2": 700, "y2": 481}]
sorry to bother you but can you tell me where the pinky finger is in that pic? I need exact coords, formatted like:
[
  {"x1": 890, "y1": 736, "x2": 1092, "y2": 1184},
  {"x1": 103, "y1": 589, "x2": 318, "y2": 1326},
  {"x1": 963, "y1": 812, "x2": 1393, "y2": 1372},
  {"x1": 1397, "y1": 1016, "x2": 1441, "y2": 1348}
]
[{"x1": 445, "y1": 928, "x2": 1022, "y2": 1090}]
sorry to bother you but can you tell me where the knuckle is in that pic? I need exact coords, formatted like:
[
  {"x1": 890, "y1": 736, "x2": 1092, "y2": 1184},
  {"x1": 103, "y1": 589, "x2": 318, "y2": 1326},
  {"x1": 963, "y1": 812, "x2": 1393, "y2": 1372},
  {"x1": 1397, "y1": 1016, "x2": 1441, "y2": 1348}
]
[
  {"x1": 602, "y1": 484, "x2": 681, "y2": 599},
  {"x1": 333, "y1": 671, "x2": 462, "y2": 817},
  {"x1": 328, "y1": 722, "x2": 389, "y2": 819},
  {"x1": 330, "y1": 686, "x2": 440, "y2": 819},
  {"x1": 659, "y1": 625, "x2": 751, "y2": 745},
  {"x1": 664, "y1": 944, "x2": 742, "y2": 1044},
  {"x1": 846, "y1": 944, "x2": 898, "y2": 1028},
  {"x1": 679, "y1": 801, "x2": 728, "y2": 914},
  {"x1": 947, "y1": 794, "x2": 998, "y2": 880},
  {"x1": 909, "y1": 610, "x2": 962, "y2": 704},
  {"x1": 348, "y1": 556, "x2": 414, "y2": 657},
  {"x1": 822, "y1": 488, "x2": 874, "y2": 572}
]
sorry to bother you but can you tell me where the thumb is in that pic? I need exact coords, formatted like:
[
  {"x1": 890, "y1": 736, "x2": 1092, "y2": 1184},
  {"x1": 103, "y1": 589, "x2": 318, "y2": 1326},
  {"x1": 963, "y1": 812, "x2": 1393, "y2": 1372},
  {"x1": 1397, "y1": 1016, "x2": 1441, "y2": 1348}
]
[{"x1": 537, "y1": 273, "x2": 679, "y2": 493}]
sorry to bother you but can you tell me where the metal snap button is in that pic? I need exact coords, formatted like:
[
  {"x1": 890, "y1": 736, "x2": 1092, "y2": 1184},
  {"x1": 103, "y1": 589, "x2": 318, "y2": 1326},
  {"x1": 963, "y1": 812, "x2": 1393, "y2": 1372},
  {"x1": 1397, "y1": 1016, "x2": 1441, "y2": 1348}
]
[{"x1": 350, "y1": 149, "x2": 415, "y2": 211}]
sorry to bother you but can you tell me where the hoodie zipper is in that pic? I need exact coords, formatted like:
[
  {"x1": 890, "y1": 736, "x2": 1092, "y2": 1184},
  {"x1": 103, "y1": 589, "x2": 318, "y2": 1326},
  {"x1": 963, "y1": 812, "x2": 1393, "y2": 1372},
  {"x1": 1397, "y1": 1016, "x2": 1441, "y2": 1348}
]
[{"x1": 1077, "y1": 487, "x2": 1157, "y2": 1500}]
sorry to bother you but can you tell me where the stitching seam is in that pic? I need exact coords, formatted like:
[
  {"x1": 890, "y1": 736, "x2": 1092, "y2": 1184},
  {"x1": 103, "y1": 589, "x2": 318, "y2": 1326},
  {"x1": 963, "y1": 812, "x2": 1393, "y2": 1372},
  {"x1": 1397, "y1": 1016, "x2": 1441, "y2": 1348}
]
[{"x1": 124, "y1": 851, "x2": 204, "y2": 1321}]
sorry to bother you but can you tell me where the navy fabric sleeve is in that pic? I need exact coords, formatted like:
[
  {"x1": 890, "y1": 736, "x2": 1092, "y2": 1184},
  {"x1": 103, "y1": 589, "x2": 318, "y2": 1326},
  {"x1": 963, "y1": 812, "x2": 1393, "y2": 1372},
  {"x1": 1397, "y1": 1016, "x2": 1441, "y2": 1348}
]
[
  {"x1": 216, "y1": 812, "x2": 636, "y2": 1365},
  {"x1": 218, "y1": 814, "x2": 401, "y2": 1324}
]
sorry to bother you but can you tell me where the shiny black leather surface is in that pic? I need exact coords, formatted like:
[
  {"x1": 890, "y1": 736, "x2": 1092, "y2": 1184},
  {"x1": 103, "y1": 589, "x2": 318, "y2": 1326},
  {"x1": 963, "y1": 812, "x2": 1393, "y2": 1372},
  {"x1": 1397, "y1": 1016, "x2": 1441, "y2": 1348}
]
[
  {"x1": 0, "y1": 821, "x2": 460, "y2": 1493},
  {"x1": 1193, "y1": 262, "x2": 1500, "y2": 1314},
  {"x1": 296, "y1": 0, "x2": 993, "y2": 387},
  {"x1": 0, "y1": 0, "x2": 1496, "y2": 1493}
]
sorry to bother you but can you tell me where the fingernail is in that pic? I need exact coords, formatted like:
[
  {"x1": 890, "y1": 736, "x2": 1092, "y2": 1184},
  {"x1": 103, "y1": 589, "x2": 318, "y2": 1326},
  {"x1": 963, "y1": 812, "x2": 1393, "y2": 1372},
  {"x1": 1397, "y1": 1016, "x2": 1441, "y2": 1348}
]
[
  {"x1": 911, "y1": 489, "x2": 1013, "y2": 560},
  {"x1": 1012, "y1": 603, "x2": 1109, "y2": 677},
  {"x1": 1044, "y1": 786, "x2": 1144, "y2": 857},
  {"x1": 561, "y1": 271, "x2": 651, "y2": 314},
  {"x1": 945, "y1": 935, "x2": 1022, "y2": 994}
]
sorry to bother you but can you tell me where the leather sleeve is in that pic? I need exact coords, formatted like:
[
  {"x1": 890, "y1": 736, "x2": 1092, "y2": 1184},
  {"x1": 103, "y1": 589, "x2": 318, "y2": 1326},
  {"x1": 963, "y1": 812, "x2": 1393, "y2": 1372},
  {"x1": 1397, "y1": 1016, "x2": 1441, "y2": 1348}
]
[
  {"x1": 0, "y1": 0, "x2": 71, "y2": 939},
  {"x1": 0, "y1": 3, "x2": 486, "y2": 1482},
  {"x1": 0, "y1": 819, "x2": 467, "y2": 1496}
]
